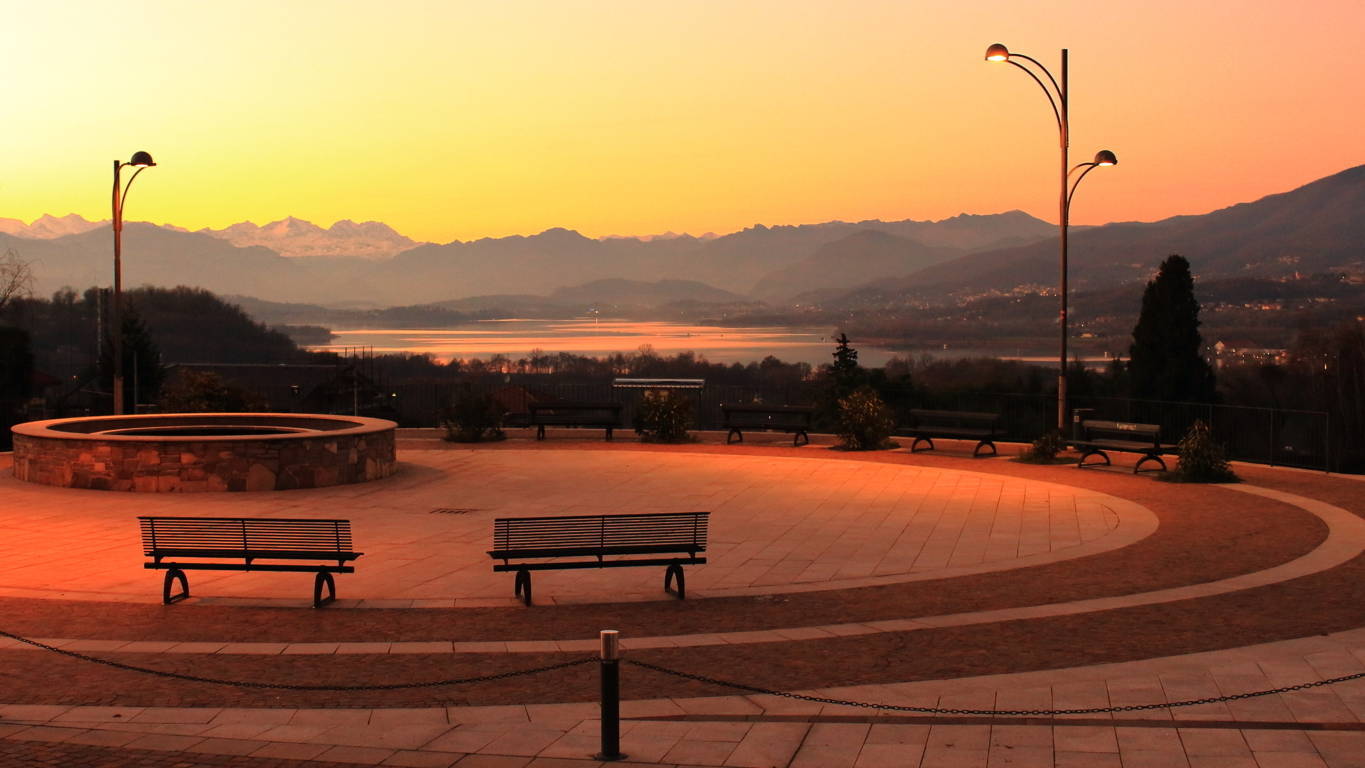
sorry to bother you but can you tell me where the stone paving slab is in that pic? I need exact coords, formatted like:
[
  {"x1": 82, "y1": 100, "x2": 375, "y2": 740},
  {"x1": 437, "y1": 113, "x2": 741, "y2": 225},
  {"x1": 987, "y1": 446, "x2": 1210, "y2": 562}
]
[
  {"x1": 7, "y1": 629, "x2": 1365, "y2": 766},
  {"x1": 2, "y1": 444, "x2": 1364, "y2": 766},
  {"x1": 0, "y1": 450, "x2": 1146, "y2": 606},
  {"x1": 0, "y1": 477, "x2": 1350, "y2": 665}
]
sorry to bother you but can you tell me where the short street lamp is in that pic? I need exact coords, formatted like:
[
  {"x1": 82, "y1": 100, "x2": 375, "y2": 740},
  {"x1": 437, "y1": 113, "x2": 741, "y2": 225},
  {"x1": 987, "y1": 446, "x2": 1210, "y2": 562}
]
[
  {"x1": 111, "y1": 150, "x2": 156, "y2": 415},
  {"x1": 985, "y1": 43, "x2": 1117, "y2": 433}
]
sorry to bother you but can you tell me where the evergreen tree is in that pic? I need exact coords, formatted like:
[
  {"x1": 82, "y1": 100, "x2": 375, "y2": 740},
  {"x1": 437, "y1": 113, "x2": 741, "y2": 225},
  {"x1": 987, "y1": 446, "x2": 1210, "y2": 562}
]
[
  {"x1": 99, "y1": 304, "x2": 165, "y2": 412},
  {"x1": 1128, "y1": 255, "x2": 1217, "y2": 403},
  {"x1": 831, "y1": 332, "x2": 861, "y2": 391},
  {"x1": 0, "y1": 325, "x2": 33, "y2": 450}
]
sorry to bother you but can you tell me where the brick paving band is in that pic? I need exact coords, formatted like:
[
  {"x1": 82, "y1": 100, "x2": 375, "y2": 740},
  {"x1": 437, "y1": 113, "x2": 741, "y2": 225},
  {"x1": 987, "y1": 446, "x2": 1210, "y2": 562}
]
[
  {"x1": 0, "y1": 479, "x2": 1355, "y2": 658},
  {"x1": 2, "y1": 441, "x2": 1365, "y2": 766}
]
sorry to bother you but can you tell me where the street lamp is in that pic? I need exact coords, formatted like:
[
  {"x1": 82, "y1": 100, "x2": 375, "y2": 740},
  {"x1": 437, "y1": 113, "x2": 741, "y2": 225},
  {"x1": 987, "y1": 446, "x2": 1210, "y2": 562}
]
[
  {"x1": 111, "y1": 150, "x2": 156, "y2": 415},
  {"x1": 984, "y1": 43, "x2": 1117, "y2": 433}
]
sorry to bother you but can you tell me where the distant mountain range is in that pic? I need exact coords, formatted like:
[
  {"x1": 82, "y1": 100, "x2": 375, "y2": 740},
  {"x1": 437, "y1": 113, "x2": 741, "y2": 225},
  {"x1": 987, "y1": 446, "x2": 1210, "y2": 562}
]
[
  {"x1": 4, "y1": 165, "x2": 1362, "y2": 311},
  {"x1": 0, "y1": 210, "x2": 1055, "y2": 305},
  {"x1": 1, "y1": 214, "x2": 423, "y2": 261},
  {"x1": 194, "y1": 217, "x2": 423, "y2": 260},
  {"x1": 825, "y1": 165, "x2": 1365, "y2": 308},
  {"x1": 0, "y1": 213, "x2": 105, "y2": 239}
]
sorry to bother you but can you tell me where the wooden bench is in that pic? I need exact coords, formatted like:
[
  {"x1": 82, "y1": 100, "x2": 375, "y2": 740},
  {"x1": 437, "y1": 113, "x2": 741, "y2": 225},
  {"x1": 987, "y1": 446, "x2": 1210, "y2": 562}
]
[
  {"x1": 900, "y1": 409, "x2": 1002, "y2": 457},
  {"x1": 1069, "y1": 419, "x2": 1176, "y2": 473},
  {"x1": 528, "y1": 401, "x2": 623, "y2": 441},
  {"x1": 138, "y1": 516, "x2": 361, "y2": 608},
  {"x1": 488, "y1": 511, "x2": 709, "y2": 605},
  {"x1": 722, "y1": 404, "x2": 815, "y2": 447}
]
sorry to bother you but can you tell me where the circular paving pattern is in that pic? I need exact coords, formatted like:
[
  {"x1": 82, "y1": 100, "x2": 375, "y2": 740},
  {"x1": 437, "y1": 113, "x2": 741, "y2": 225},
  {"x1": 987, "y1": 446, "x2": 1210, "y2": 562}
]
[
  {"x1": 0, "y1": 449, "x2": 1153, "y2": 606},
  {"x1": 1, "y1": 442, "x2": 1363, "y2": 767}
]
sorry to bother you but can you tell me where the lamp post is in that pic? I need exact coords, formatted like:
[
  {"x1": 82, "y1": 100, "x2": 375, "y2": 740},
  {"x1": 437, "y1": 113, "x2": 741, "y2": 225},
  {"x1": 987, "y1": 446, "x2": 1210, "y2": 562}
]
[
  {"x1": 984, "y1": 44, "x2": 1116, "y2": 433},
  {"x1": 111, "y1": 150, "x2": 156, "y2": 415}
]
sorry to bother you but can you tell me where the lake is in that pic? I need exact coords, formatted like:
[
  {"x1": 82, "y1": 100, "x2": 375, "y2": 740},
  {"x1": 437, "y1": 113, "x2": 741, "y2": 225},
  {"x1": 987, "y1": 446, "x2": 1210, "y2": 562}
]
[
  {"x1": 309, "y1": 318, "x2": 1121, "y2": 368},
  {"x1": 310, "y1": 319, "x2": 900, "y2": 367}
]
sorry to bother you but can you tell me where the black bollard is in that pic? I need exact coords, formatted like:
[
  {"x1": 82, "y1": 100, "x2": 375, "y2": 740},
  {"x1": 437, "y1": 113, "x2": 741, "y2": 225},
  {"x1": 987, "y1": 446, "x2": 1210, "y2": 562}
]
[{"x1": 594, "y1": 629, "x2": 626, "y2": 761}]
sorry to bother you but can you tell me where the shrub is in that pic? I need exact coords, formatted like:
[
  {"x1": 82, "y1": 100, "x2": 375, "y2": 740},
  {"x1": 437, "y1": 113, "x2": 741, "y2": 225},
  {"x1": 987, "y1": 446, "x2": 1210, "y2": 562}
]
[
  {"x1": 1015, "y1": 430, "x2": 1073, "y2": 464},
  {"x1": 836, "y1": 386, "x2": 896, "y2": 450},
  {"x1": 441, "y1": 384, "x2": 504, "y2": 443},
  {"x1": 636, "y1": 389, "x2": 693, "y2": 443},
  {"x1": 1169, "y1": 419, "x2": 1237, "y2": 482},
  {"x1": 158, "y1": 369, "x2": 264, "y2": 412}
]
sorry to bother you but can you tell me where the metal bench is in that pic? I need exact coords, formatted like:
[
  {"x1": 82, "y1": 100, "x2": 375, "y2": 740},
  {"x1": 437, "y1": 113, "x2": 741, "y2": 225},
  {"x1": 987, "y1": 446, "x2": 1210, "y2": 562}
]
[
  {"x1": 900, "y1": 409, "x2": 1002, "y2": 457},
  {"x1": 722, "y1": 404, "x2": 815, "y2": 447},
  {"x1": 1070, "y1": 419, "x2": 1176, "y2": 473},
  {"x1": 528, "y1": 401, "x2": 623, "y2": 441},
  {"x1": 138, "y1": 516, "x2": 361, "y2": 607},
  {"x1": 488, "y1": 511, "x2": 709, "y2": 605}
]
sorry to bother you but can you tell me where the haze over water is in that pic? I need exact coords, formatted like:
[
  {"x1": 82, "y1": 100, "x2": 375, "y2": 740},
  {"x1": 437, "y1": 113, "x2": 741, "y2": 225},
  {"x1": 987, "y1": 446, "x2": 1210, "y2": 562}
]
[
  {"x1": 310, "y1": 319, "x2": 899, "y2": 367},
  {"x1": 309, "y1": 319, "x2": 1124, "y2": 368}
]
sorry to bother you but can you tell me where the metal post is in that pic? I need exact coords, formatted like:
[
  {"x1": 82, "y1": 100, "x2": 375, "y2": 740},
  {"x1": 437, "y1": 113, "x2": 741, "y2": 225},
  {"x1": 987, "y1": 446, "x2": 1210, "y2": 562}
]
[
  {"x1": 1324, "y1": 414, "x2": 1331, "y2": 473},
  {"x1": 112, "y1": 160, "x2": 124, "y2": 415},
  {"x1": 1056, "y1": 48, "x2": 1069, "y2": 434},
  {"x1": 1268, "y1": 410, "x2": 1276, "y2": 466},
  {"x1": 595, "y1": 629, "x2": 625, "y2": 761}
]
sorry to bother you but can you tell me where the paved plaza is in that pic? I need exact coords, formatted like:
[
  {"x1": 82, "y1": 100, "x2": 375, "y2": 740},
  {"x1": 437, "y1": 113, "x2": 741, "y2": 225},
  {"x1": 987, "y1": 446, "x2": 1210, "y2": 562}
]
[{"x1": 1, "y1": 432, "x2": 1364, "y2": 767}]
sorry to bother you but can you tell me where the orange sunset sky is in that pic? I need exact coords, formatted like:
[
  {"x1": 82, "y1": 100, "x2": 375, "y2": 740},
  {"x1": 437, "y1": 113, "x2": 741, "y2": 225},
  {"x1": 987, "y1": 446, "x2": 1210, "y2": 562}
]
[{"x1": 1, "y1": 0, "x2": 1361, "y2": 243}]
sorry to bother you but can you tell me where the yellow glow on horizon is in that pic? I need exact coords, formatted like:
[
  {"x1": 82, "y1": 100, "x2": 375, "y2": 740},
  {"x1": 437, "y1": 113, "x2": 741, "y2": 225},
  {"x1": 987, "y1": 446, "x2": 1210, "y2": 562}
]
[{"x1": 1, "y1": 0, "x2": 1361, "y2": 244}]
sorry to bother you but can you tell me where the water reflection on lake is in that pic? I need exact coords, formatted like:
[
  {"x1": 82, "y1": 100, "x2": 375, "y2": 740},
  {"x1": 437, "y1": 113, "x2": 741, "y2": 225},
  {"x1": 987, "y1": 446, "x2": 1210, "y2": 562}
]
[{"x1": 310, "y1": 319, "x2": 899, "y2": 367}]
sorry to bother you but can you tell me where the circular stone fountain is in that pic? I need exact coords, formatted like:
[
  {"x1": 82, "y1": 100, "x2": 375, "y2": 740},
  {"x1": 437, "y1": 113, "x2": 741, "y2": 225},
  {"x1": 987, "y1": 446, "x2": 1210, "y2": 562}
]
[{"x1": 10, "y1": 413, "x2": 396, "y2": 492}]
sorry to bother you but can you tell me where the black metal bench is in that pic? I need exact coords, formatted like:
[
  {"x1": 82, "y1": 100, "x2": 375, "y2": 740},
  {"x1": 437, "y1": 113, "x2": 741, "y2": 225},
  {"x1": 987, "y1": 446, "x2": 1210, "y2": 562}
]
[
  {"x1": 900, "y1": 409, "x2": 1002, "y2": 457},
  {"x1": 722, "y1": 404, "x2": 815, "y2": 447},
  {"x1": 488, "y1": 511, "x2": 709, "y2": 605},
  {"x1": 528, "y1": 401, "x2": 623, "y2": 441},
  {"x1": 138, "y1": 516, "x2": 361, "y2": 608},
  {"x1": 1070, "y1": 419, "x2": 1176, "y2": 473}
]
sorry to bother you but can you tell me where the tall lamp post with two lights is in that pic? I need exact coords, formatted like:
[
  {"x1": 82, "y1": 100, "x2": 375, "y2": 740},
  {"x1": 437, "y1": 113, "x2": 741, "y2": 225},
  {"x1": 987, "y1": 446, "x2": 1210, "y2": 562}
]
[
  {"x1": 984, "y1": 43, "x2": 1117, "y2": 433},
  {"x1": 111, "y1": 151, "x2": 156, "y2": 415}
]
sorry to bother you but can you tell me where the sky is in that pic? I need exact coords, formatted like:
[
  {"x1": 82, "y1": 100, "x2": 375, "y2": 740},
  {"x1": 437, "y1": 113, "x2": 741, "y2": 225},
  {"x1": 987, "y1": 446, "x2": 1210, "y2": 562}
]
[{"x1": 2, "y1": 0, "x2": 1361, "y2": 243}]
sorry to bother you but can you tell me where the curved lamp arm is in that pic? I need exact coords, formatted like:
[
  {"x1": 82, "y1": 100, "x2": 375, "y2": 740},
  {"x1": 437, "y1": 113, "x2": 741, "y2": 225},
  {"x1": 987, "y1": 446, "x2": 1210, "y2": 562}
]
[
  {"x1": 1066, "y1": 162, "x2": 1099, "y2": 211},
  {"x1": 1007, "y1": 59, "x2": 1063, "y2": 136},
  {"x1": 1005, "y1": 52, "x2": 1063, "y2": 106},
  {"x1": 114, "y1": 164, "x2": 148, "y2": 228}
]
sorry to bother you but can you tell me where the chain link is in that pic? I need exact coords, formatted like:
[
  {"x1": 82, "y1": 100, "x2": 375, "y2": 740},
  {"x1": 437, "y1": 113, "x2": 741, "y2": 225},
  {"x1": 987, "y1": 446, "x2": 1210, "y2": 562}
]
[
  {"x1": 626, "y1": 659, "x2": 1365, "y2": 717},
  {"x1": 11, "y1": 623, "x2": 1365, "y2": 707},
  {"x1": 0, "y1": 628, "x2": 594, "y2": 692}
]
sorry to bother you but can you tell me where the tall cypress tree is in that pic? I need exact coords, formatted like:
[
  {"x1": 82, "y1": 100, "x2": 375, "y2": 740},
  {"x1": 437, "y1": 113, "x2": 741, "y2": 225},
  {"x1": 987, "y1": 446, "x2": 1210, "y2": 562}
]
[{"x1": 1128, "y1": 254, "x2": 1217, "y2": 403}]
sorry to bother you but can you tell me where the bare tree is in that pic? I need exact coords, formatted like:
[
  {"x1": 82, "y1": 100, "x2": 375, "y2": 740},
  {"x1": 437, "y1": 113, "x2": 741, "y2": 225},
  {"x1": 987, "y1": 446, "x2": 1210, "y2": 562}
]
[{"x1": 0, "y1": 248, "x2": 33, "y2": 314}]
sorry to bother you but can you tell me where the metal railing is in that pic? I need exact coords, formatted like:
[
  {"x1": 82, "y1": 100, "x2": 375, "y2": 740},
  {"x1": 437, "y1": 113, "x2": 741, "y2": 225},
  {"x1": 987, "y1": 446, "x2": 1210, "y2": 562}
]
[{"x1": 399, "y1": 376, "x2": 1340, "y2": 472}]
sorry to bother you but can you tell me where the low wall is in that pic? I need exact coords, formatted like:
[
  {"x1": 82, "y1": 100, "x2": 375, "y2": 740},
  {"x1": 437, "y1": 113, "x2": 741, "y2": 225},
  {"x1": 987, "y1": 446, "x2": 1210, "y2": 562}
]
[{"x1": 10, "y1": 413, "x2": 397, "y2": 492}]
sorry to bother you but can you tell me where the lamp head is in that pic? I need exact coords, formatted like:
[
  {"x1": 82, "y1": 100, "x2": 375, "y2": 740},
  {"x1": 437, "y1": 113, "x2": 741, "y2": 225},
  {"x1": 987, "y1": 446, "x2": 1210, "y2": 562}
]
[
  {"x1": 128, "y1": 151, "x2": 156, "y2": 167},
  {"x1": 1094, "y1": 150, "x2": 1117, "y2": 167},
  {"x1": 985, "y1": 43, "x2": 1010, "y2": 62}
]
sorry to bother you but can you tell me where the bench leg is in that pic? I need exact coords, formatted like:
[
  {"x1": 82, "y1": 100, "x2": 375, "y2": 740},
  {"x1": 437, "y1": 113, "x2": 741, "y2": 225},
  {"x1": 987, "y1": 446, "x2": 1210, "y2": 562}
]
[
  {"x1": 312, "y1": 571, "x2": 337, "y2": 608},
  {"x1": 514, "y1": 567, "x2": 533, "y2": 606},
  {"x1": 162, "y1": 568, "x2": 189, "y2": 605},
  {"x1": 664, "y1": 563, "x2": 686, "y2": 600},
  {"x1": 1078, "y1": 449, "x2": 1110, "y2": 469},
  {"x1": 973, "y1": 440, "x2": 997, "y2": 458},
  {"x1": 910, "y1": 436, "x2": 934, "y2": 453},
  {"x1": 793, "y1": 430, "x2": 809, "y2": 447},
  {"x1": 536, "y1": 425, "x2": 546, "y2": 441},
  {"x1": 1134, "y1": 454, "x2": 1167, "y2": 474},
  {"x1": 605, "y1": 427, "x2": 613, "y2": 441},
  {"x1": 726, "y1": 428, "x2": 742, "y2": 445}
]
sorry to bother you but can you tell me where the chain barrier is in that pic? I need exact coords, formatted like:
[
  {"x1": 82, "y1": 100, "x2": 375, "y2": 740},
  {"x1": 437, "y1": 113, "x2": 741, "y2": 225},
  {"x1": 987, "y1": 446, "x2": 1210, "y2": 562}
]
[
  {"x1": 627, "y1": 659, "x2": 1365, "y2": 717},
  {"x1": 11, "y1": 623, "x2": 1365, "y2": 707},
  {"x1": 0, "y1": 628, "x2": 594, "y2": 692}
]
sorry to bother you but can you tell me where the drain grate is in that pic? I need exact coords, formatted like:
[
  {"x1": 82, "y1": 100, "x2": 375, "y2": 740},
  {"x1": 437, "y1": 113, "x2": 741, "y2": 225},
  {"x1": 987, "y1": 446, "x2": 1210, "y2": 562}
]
[{"x1": 430, "y1": 507, "x2": 479, "y2": 515}]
